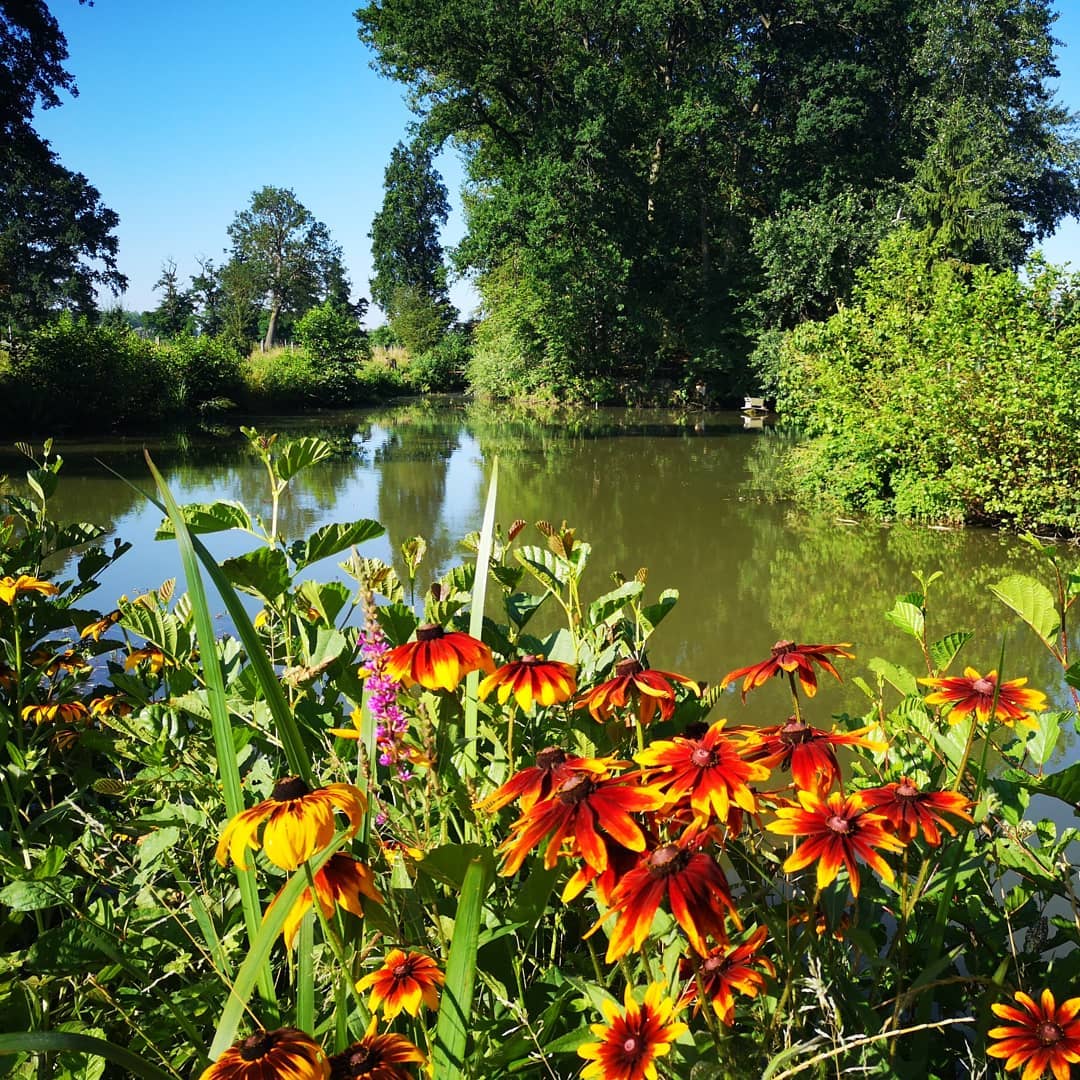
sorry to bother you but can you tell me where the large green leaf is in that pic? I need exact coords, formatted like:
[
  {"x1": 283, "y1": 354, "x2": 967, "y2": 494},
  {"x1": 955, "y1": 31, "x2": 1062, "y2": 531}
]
[
  {"x1": 275, "y1": 436, "x2": 334, "y2": 482},
  {"x1": 291, "y1": 519, "x2": 384, "y2": 570},
  {"x1": 0, "y1": 1032, "x2": 173, "y2": 1080},
  {"x1": 587, "y1": 580, "x2": 644, "y2": 626},
  {"x1": 929, "y1": 631, "x2": 973, "y2": 673},
  {"x1": 1031, "y1": 760, "x2": 1080, "y2": 806},
  {"x1": 154, "y1": 500, "x2": 253, "y2": 538},
  {"x1": 867, "y1": 657, "x2": 920, "y2": 697},
  {"x1": 1026, "y1": 711, "x2": 1064, "y2": 767},
  {"x1": 221, "y1": 547, "x2": 290, "y2": 601},
  {"x1": 515, "y1": 545, "x2": 568, "y2": 593},
  {"x1": 990, "y1": 574, "x2": 1060, "y2": 650},
  {"x1": 639, "y1": 588, "x2": 679, "y2": 635},
  {"x1": 884, "y1": 599, "x2": 924, "y2": 640}
]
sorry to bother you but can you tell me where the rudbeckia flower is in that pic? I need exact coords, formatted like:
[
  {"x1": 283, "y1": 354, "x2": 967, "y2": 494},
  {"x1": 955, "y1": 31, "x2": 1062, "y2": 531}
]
[
  {"x1": 721, "y1": 640, "x2": 854, "y2": 700},
  {"x1": 272, "y1": 853, "x2": 383, "y2": 947},
  {"x1": 22, "y1": 700, "x2": 89, "y2": 725},
  {"x1": 635, "y1": 719, "x2": 770, "y2": 827},
  {"x1": 0, "y1": 575, "x2": 59, "y2": 604},
  {"x1": 680, "y1": 925, "x2": 776, "y2": 1025},
  {"x1": 574, "y1": 659, "x2": 699, "y2": 727},
  {"x1": 497, "y1": 767, "x2": 665, "y2": 877},
  {"x1": 988, "y1": 988, "x2": 1080, "y2": 1080},
  {"x1": 199, "y1": 1027, "x2": 328, "y2": 1080},
  {"x1": 745, "y1": 718, "x2": 885, "y2": 792},
  {"x1": 124, "y1": 645, "x2": 171, "y2": 675},
  {"x1": 920, "y1": 668, "x2": 1047, "y2": 727},
  {"x1": 89, "y1": 694, "x2": 133, "y2": 719},
  {"x1": 216, "y1": 778, "x2": 366, "y2": 871},
  {"x1": 859, "y1": 778, "x2": 972, "y2": 845},
  {"x1": 477, "y1": 747, "x2": 612, "y2": 814},
  {"x1": 767, "y1": 789, "x2": 905, "y2": 896},
  {"x1": 478, "y1": 655, "x2": 576, "y2": 710},
  {"x1": 356, "y1": 949, "x2": 444, "y2": 1018},
  {"x1": 578, "y1": 983, "x2": 688, "y2": 1080},
  {"x1": 326, "y1": 1018, "x2": 425, "y2": 1079},
  {"x1": 595, "y1": 839, "x2": 741, "y2": 961},
  {"x1": 79, "y1": 608, "x2": 122, "y2": 641},
  {"x1": 383, "y1": 624, "x2": 493, "y2": 692}
]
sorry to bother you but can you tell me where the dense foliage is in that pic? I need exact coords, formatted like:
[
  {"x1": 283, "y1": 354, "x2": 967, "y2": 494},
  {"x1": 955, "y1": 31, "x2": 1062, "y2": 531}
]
[
  {"x1": 2, "y1": 436, "x2": 1080, "y2": 1079},
  {"x1": 772, "y1": 227, "x2": 1080, "y2": 531},
  {"x1": 357, "y1": 0, "x2": 1080, "y2": 402}
]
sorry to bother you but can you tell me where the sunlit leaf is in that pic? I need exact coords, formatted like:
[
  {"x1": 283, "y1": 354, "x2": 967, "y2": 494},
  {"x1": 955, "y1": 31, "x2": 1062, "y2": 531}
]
[
  {"x1": 275, "y1": 436, "x2": 334, "y2": 482},
  {"x1": 154, "y1": 500, "x2": 252, "y2": 538},
  {"x1": 884, "y1": 599, "x2": 924, "y2": 639},
  {"x1": 221, "y1": 547, "x2": 290, "y2": 601},
  {"x1": 929, "y1": 631, "x2": 973, "y2": 672},
  {"x1": 292, "y1": 519, "x2": 384, "y2": 569},
  {"x1": 588, "y1": 580, "x2": 644, "y2": 626},
  {"x1": 990, "y1": 574, "x2": 1060, "y2": 650},
  {"x1": 867, "y1": 657, "x2": 919, "y2": 696},
  {"x1": 1026, "y1": 711, "x2": 1064, "y2": 767}
]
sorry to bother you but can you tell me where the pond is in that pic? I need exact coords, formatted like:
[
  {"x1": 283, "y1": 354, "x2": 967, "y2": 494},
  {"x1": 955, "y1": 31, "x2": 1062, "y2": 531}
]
[{"x1": 3, "y1": 399, "x2": 1072, "y2": 738}]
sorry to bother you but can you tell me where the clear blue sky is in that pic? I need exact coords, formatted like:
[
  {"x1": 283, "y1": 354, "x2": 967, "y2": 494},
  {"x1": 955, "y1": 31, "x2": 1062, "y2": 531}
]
[{"x1": 31, "y1": 1, "x2": 1080, "y2": 321}]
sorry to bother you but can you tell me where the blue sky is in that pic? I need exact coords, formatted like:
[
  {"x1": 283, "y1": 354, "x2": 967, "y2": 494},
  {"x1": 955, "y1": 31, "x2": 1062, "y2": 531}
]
[{"x1": 32, "y1": 1, "x2": 1080, "y2": 321}]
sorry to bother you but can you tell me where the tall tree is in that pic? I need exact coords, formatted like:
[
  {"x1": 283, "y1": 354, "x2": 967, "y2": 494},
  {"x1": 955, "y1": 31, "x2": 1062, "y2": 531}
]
[
  {"x1": 146, "y1": 259, "x2": 195, "y2": 337},
  {"x1": 189, "y1": 256, "x2": 225, "y2": 337},
  {"x1": 226, "y1": 186, "x2": 345, "y2": 351}
]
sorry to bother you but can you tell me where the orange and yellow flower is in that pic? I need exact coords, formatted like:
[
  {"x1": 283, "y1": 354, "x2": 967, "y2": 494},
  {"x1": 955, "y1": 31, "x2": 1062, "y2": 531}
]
[
  {"x1": 680, "y1": 925, "x2": 775, "y2": 1025},
  {"x1": 89, "y1": 693, "x2": 134, "y2": 719},
  {"x1": 858, "y1": 778, "x2": 972, "y2": 845},
  {"x1": 272, "y1": 853, "x2": 383, "y2": 947},
  {"x1": 597, "y1": 839, "x2": 741, "y2": 961},
  {"x1": 216, "y1": 778, "x2": 366, "y2": 871},
  {"x1": 199, "y1": 1027, "x2": 328, "y2": 1080},
  {"x1": 578, "y1": 982, "x2": 688, "y2": 1080},
  {"x1": 0, "y1": 575, "x2": 59, "y2": 605},
  {"x1": 767, "y1": 789, "x2": 905, "y2": 896},
  {"x1": 383, "y1": 624, "x2": 493, "y2": 692},
  {"x1": 497, "y1": 766, "x2": 665, "y2": 877},
  {"x1": 356, "y1": 949, "x2": 444, "y2": 1018},
  {"x1": 574, "y1": 659, "x2": 699, "y2": 727},
  {"x1": 988, "y1": 988, "x2": 1080, "y2": 1080},
  {"x1": 635, "y1": 719, "x2": 770, "y2": 828},
  {"x1": 745, "y1": 718, "x2": 885, "y2": 793},
  {"x1": 124, "y1": 645, "x2": 172, "y2": 675},
  {"x1": 326, "y1": 1018, "x2": 425, "y2": 1079},
  {"x1": 79, "y1": 608, "x2": 122, "y2": 641},
  {"x1": 721, "y1": 640, "x2": 854, "y2": 700},
  {"x1": 477, "y1": 747, "x2": 611, "y2": 814},
  {"x1": 920, "y1": 668, "x2": 1047, "y2": 727},
  {"x1": 478, "y1": 655, "x2": 576, "y2": 710},
  {"x1": 22, "y1": 700, "x2": 89, "y2": 725}
]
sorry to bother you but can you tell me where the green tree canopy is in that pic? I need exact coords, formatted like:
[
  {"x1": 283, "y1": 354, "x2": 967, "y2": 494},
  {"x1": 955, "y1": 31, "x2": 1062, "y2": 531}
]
[{"x1": 145, "y1": 259, "x2": 195, "y2": 338}]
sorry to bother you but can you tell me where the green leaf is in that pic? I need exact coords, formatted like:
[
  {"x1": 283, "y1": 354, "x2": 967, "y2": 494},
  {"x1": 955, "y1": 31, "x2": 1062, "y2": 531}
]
[
  {"x1": 884, "y1": 599, "x2": 924, "y2": 639},
  {"x1": 505, "y1": 591, "x2": 546, "y2": 630},
  {"x1": 1026, "y1": 711, "x2": 1064, "y2": 767},
  {"x1": 515, "y1": 545, "x2": 568, "y2": 593},
  {"x1": 154, "y1": 499, "x2": 253, "y2": 538},
  {"x1": 639, "y1": 589, "x2": 679, "y2": 635},
  {"x1": 24, "y1": 922, "x2": 111, "y2": 974},
  {"x1": 1034, "y1": 761, "x2": 1080, "y2": 806},
  {"x1": 587, "y1": 580, "x2": 644, "y2": 626},
  {"x1": 0, "y1": 1032, "x2": 174, "y2": 1080},
  {"x1": 221, "y1": 547, "x2": 290, "y2": 601},
  {"x1": 292, "y1": 519, "x2": 384, "y2": 570},
  {"x1": 433, "y1": 856, "x2": 493, "y2": 1079},
  {"x1": 275, "y1": 436, "x2": 334, "y2": 482},
  {"x1": 990, "y1": 574, "x2": 1060, "y2": 649},
  {"x1": 375, "y1": 601, "x2": 418, "y2": 647},
  {"x1": 929, "y1": 631, "x2": 973, "y2": 672},
  {"x1": 137, "y1": 827, "x2": 181, "y2": 868},
  {"x1": 0, "y1": 877, "x2": 79, "y2": 911},
  {"x1": 867, "y1": 657, "x2": 920, "y2": 697},
  {"x1": 417, "y1": 844, "x2": 492, "y2": 890}
]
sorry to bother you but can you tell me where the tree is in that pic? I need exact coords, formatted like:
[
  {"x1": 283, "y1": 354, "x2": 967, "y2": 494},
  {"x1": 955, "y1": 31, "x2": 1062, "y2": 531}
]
[
  {"x1": 145, "y1": 259, "x2": 195, "y2": 338},
  {"x1": 226, "y1": 186, "x2": 346, "y2": 351},
  {"x1": 189, "y1": 257, "x2": 226, "y2": 337}
]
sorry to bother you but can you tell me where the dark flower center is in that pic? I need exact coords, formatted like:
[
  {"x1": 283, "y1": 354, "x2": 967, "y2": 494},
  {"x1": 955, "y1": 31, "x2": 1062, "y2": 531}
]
[
  {"x1": 535, "y1": 746, "x2": 567, "y2": 772},
  {"x1": 826, "y1": 814, "x2": 852, "y2": 835},
  {"x1": 647, "y1": 844, "x2": 690, "y2": 876},
  {"x1": 779, "y1": 719, "x2": 813, "y2": 746},
  {"x1": 615, "y1": 658, "x2": 644, "y2": 678},
  {"x1": 347, "y1": 1045, "x2": 375, "y2": 1071},
  {"x1": 972, "y1": 677, "x2": 996, "y2": 696},
  {"x1": 691, "y1": 746, "x2": 717, "y2": 768},
  {"x1": 271, "y1": 776, "x2": 311, "y2": 802},
  {"x1": 703, "y1": 954, "x2": 730, "y2": 974},
  {"x1": 771, "y1": 639, "x2": 796, "y2": 657},
  {"x1": 1036, "y1": 1021, "x2": 1063, "y2": 1046},
  {"x1": 520, "y1": 654, "x2": 540, "y2": 664},
  {"x1": 416, "y1": 623, "x2": 445, "y2": 642},
  {"x1": 895, "y1": 780, "x2": 920, "y2": 800},
  {"x1": 239, "y1": 1030, "x2": 276, "y2": 1061},
  {"x1": 393, "y1": 962, "x2": 411, "y2": 979},
  {"x1": 622, "y1": 1035, "x2": 639, "y2": 1055},
  {"x1": 557, "y1": 774, "x2": 596, "y2": 805}
]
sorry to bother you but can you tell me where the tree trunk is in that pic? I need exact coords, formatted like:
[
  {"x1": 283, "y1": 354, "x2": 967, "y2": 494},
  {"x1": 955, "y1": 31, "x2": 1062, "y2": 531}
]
[{"x1": 263, "y1": 300, "x2": 280, "y2": 352}]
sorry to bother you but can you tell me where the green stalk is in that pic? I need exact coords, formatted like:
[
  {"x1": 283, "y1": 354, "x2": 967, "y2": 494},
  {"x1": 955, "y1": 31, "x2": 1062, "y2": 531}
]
[
  {"x1": 0, "y1": 1032, "x2": 175, "y2": 1080},
  {"x1": 296, "y1": 915, "x2": 315, "y2": 1033}
]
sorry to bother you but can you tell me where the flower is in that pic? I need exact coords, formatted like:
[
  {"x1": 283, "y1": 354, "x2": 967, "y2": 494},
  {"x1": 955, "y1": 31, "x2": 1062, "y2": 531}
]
[
  {"x1": 79, "y1": 608, "x2": 122, "y2": 641},
  {"x1": 198, "y1": 1027, "x2": 328, "y2": 1080},
  {"x1": 596, "y1": 839, "x2": 741, "y2": 961},
  {"x1": 0, "y1": 575, "x2": 59, "y2": 604},
  {"x1": 479, "y1": 655, "x2": 576, "y2": 710},
  {"x1": 635, "y1": 719, "x2": 770, "y2": 827},
  {"x1": 383, "y1": 623, "x2": 494, "y2": 692},
  {"x1": 988, "y1": 989, "x2": 1080, "y2": 1080},
  {"x1": 22, "y1": 700, "x2": 89, "y2": 725},
  {"x1": 356, "y1": 949, "x2": 444, "y2": 1018},
  {"x1": 273, "y1": 853, "x2": 383, "y2": 947},
  {"x1": 920, "y1": 668, "x2": 1047, "y2": 727},
  {"x1": 767, "y1": 789, "x2": 905, "y2": 896},
  {"x1": 124, "y1": 645, "x2": 171, "y2": 675},
  {"x1": 578, "y1": 982, "x2": 688, "y2": 1080},
  {"x1": 477, "y1": 747, "x2": 611, "y2": 814},
  {"x1": 216, "y1": 778, "x2": 366, "y2": 871},
  {"x1": 680, "y1": 925, "x2": 775, "y2": 1025},
  {"x1": 574, "y1": 658, "x2": 699, "y2": 727},
  {"x1": 88, "y1": 693, "x2": 133, "y2": 719},
  {"x1": 497, "y1": 766, "x2": 665, "y2": 877},
  {"x1": 326, "y1": 1018, "x2": 425, "y2": 1079},
  {"x1": 858, "y1": 778, "x2": 972, "y2": 845},
  {"x1": 721, "y1": 640, "x2": 854, "y2": 700},
  {"x1": 745, "y1": 718, "x2": 885, "y2": 792}
]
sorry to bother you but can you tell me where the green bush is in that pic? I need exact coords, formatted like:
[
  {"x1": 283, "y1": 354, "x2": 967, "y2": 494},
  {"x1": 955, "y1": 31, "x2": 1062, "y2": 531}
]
[
  {"x1": 774, "y1": 228, "x2": 1080, "y2": 530},
  {"x1": 295, "y1": 300, "x2": 370, "y2": 366},
  {"x1": 239, "y1": 346, "x2": 409, "y2": 409},
  {"x1": 404, "y1": 329, "x2": 470, "y2": 392},
  {"x1": 159, "y1": 334, "x2": 244, "y2": 408}
]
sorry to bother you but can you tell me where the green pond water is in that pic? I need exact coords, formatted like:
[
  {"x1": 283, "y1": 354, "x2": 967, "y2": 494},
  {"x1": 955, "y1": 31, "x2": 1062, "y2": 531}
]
[{"x1": 4, "y1": 400, "x2": 1073, "y2": 738}]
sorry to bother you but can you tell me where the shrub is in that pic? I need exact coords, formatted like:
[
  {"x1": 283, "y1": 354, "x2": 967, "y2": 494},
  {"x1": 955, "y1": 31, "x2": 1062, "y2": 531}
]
[
  {"x1": 295, "y1": 300, "x2": 370, "y2": 366},
  {"x1": 159, "y1": 334, "x2": 244, "y2": 408},
  {"x1": 404, "y1": 329, "x2": 470, "y2": 392}
]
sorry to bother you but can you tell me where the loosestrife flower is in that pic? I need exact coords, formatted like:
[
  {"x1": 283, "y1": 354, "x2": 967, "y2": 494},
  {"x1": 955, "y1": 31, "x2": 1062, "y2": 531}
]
[
  {"x1": 479, "y1": 654, "x2": 576, "y2": 710},
  {"x1": 272, "y1": 853, "x2": 383, "y2": 947},
  {"x1": 574, "y1": 658, "x2": 699, "y2": 727},
  {"x1": 578, "y1": 983, "x2": 688, "y2": 1080},
  {"x1": 199, "y1": 1028, "x2": 328, "y2": 1080},
  {"x1": 680, "y1": 925, "x2": 775, "y2": 1025},
  {"x1": 721, "y1": 640, "x2": 854, "y2": 700},
  {"x1": 920, "y1": 668, "x2": 1047, "y2": 727},
  {"x1": 859, "y1": 778, "x2": 972, "y2": 845},
  {"x1": 988, "y1": 989, "x2": 1080, "y2": 1080},
  {"x1": 745, "y1": 718, "x2": 885, "y2": 792},
  {"x1": 383, "y1": 623, "x2": 493, "y2": 691},
  {"x1": 356, "y1": 949, "x2": 444, "y2": 1018},
  {"x1": 0, "y1": 575, "x2": 59, "y2": 604},
  {"x1": 215, "y1": 777, "x2": 365, "y2": 871},
  {"x1": 326, "y1": 1018, "x2": 425, "y2": 1079}
]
